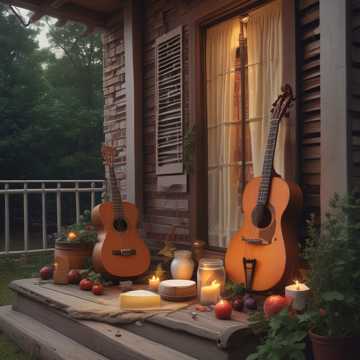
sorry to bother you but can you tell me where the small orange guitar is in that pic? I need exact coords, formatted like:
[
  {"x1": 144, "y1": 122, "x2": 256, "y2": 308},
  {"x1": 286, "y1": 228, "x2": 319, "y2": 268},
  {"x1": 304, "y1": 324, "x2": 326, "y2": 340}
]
[
  {"x1": 92, "y1": 145, "x2": 150, "y2": 278},
  {"x1": 225, "y1": 85, "x2": 303, "y2": 292}
]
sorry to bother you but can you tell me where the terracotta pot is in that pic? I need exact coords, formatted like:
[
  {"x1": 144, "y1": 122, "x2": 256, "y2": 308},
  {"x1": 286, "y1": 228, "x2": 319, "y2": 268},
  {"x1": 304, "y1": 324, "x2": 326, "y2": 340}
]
[
  {"x1": 55, "y1": 242, "x2": 93, "y2": 270},
  {"x1": 309, "y1": 330, "x2": 358, "y2": 360}
]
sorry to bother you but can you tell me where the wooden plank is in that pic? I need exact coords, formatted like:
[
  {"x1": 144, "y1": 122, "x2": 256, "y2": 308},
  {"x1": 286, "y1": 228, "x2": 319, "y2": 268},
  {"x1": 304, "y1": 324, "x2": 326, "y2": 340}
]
[
  {"x1": 320, "y1": 0, "x2": 349, "y2": 215},
  {"x1": 13, "y1": 295, "x2": 195, "y2": 360},
  {"x1": 124, "y1": 0, "x2": 143, "y2": 207},
  {"x1": 2, "y1": 0, "x2": 108, "y2": 28},
  {"x1": 0, "y1": 306, "x2": 108, "y2": 360}
]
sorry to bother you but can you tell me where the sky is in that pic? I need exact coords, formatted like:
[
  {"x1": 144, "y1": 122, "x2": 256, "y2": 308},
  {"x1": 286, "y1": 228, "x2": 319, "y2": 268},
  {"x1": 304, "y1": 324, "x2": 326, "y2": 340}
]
[{"x1": 15, "y1": 7, "x2": 52, "y2": 49}]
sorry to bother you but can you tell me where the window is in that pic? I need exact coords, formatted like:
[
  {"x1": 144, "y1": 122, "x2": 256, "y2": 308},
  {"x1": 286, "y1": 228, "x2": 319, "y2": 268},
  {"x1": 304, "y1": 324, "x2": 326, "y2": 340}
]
[{"x1": 206, "y1": 0, "x2": 287, "y2": 247}]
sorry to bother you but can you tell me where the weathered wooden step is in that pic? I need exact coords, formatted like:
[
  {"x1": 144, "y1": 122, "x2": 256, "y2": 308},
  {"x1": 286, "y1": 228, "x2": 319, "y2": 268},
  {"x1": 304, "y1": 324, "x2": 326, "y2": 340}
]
[{"x1": 0, "y1": 305, "x2": 108, "y2": 360}]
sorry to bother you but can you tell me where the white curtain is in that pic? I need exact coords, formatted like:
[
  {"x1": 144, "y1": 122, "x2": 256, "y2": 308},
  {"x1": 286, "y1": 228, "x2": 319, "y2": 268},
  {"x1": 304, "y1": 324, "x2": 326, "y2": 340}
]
[
  {"x1": 247, "y1": 0, "x2": 285, "y2": 177},
  {"x1": 206, "y1": 18, "x2": 241, "y2": 247}
]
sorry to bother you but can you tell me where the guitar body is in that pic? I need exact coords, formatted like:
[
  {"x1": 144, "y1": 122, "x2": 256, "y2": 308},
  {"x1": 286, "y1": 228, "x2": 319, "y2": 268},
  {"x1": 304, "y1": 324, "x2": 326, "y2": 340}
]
[
  {"x1": 92, "y1": 201, "x2": 151, "y2": 278},
  {"x1": 225, "y1": 176, "x2": 303, "y2": 291}
]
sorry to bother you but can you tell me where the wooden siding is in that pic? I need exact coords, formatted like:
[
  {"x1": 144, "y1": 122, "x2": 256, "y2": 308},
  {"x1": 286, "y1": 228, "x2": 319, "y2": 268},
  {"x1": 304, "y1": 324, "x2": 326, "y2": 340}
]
[
  {"x1": 296, "y1": 0, "x2": 321, "y2": 219},
  {"x1": 350, "y1": 0, "x2": 360, "y2": 191},
  {"x1": 102, "y1": 0, "x2": 323, "y2": 250},
  {"x1": 142, "y1": 1, "x2": 192, "y2": 248},
  {"x1": 103, "y1": 17, "x2": 128, "y2": 200}
]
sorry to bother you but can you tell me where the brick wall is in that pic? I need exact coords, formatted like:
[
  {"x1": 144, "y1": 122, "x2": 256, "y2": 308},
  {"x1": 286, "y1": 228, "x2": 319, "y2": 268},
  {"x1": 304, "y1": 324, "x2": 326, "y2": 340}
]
[{"x1": 102, "y1": 18, "x2": 128, "y2": 199}]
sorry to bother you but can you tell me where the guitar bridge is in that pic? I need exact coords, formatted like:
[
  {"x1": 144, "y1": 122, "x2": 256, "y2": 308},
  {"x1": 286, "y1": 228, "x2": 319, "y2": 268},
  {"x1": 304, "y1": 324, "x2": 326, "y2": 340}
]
[
  {"x1": 241, "y1": 237, "x2": 270, "y2": 246},
  {"x1": 112, "y1": 249, "x2": 136, "y2": 256}
]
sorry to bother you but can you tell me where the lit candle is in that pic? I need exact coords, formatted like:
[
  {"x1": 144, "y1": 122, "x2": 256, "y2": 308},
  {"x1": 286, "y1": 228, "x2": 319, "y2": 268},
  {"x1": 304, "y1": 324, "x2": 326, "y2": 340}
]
[
  {"x1": 67, "y1": 231, "x2": 77, "y2": 241},
  {"x1": 285, "y1": 280, "x2": 310, "y2": 311},
  {"x1": 149, "y1": 275, "x2": 160, "y2": 292},
  {"x1": 200, "y1": 280, "x2": 220, "y2": 305}
]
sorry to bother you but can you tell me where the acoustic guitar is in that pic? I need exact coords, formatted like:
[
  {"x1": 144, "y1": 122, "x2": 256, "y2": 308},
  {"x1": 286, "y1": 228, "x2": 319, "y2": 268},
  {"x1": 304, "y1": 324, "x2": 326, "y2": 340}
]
[
  {"x1": 92, "y1": 145, "x2": 150, "y2": 278},
  {"x1": 225, "y1": 84, "x2": 303, "y2": 292}
]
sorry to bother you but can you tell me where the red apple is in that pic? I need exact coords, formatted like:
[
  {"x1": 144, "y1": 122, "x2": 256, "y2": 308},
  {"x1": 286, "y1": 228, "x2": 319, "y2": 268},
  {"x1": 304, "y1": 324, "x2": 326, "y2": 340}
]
[
  {"x1": 215, "y1": 299, "x2": 233, "y2": 320},
  {"x1": 67, "y1": 270, "x2": 81, "y2": 284},
  {"x1": 79, "y1": 278, "x2": 93, "y2": 291},
  {"x1": 39, "y1": 266, "x2": 53, "y2": 280},
  {"x1": 92, "y1": 283, "x2": 104, "y2": 296},
  {"x1": 263, "y1": 295, "x2": 289, "y2": 318},
  {"x1": 232, "y1": 296, "x2": 244, "y2": 312}
]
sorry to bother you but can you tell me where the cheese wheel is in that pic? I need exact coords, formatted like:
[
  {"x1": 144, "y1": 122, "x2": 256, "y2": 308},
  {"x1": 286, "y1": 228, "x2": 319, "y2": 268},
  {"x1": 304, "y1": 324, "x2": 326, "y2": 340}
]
[{"x1": 119, "y1": 290, "x2": 161, "y2": 309}]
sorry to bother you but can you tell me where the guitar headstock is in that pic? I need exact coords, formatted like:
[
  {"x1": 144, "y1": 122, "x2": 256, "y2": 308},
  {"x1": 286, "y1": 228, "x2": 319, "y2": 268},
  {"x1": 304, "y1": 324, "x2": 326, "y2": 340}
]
[
  {"x1": 101, "y1": 144, "x2": 116, "y2": 167},
  {"x1": 271, "y1": 84, "x2": 295, "y2": 122}
]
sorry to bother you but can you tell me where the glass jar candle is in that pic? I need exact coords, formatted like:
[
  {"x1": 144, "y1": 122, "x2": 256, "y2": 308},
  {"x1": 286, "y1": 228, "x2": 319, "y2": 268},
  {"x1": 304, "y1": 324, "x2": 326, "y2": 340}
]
[
  {"x1": 170, "y1": 250, "x2": 195, "y2": 280},
  {"x1": 197, "y1": 258, "x2": 225, "y2": 305}
]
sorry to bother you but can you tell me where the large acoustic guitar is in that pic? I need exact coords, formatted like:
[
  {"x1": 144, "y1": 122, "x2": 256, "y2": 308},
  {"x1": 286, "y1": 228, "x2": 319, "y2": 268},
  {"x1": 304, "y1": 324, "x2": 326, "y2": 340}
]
[
  {"x1": 92, "y1": 145, "x2": 150, "y2": 278},
  {"x1": 225, "y1": 85, "x2": 303, "y2": 292}
]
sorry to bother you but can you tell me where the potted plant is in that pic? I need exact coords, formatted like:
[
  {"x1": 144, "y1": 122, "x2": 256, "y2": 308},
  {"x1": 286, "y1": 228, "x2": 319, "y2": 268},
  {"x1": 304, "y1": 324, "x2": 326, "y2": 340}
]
[
  {"x1": 304, "y1": 194, "x2": 360, "y2": 360},
  {"x1": 247, "y1": 309, "x2": 310, "y2": 360},
  {"x1": 55, "y1": 210, "x2": 98, "y2": 269}
]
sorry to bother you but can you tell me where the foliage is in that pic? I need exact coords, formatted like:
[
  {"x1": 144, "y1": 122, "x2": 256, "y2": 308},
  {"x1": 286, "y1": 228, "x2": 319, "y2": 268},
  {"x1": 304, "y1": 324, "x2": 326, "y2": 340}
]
[
  {"x1": 225, "y1": 279, "x2": 245, "y2": 298},
  {"x1": 0, "y1": 7, "x2": 103, "y2": 180},
  {"x1": 304, "y1": 194, "x2": 360, "y2": 337},
  {"x1": 247, "y1": 309, "x2": 310, "y2": 360},
  {"x1": 56, "y1": 209, "x2": 98, "y2": 244}
]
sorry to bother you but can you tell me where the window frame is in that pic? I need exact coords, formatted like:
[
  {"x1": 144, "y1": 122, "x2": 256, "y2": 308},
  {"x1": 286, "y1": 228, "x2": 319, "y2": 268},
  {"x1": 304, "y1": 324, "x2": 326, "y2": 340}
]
[{"x1": 188, "y1": 0, "x2": 297, "y2": 252}]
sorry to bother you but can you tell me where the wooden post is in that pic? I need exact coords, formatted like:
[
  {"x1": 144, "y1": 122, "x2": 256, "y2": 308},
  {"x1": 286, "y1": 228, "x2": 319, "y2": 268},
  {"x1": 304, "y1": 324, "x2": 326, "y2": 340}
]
[
  {"x1": 320, "y1": 0, "x2": 349, "y2": 219},
  {"x1": 123, "y1": 0, "x2": 143, "y2": 210}
]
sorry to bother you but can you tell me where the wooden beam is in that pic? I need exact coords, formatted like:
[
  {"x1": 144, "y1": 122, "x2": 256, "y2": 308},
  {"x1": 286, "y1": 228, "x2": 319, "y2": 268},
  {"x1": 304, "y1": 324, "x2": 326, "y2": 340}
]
[
  {"x1": 320, "y1": 0, "x2": 350, "y2": 217},
  {"x1": 123, "y1": 0, "x2": 144, "y2": 208},
  {"x1": 50, "y1": 0, "x2": 68, "y2": 9},
  {"x1": 2, "y1": 0, "x2": 107, "y2": 28}
]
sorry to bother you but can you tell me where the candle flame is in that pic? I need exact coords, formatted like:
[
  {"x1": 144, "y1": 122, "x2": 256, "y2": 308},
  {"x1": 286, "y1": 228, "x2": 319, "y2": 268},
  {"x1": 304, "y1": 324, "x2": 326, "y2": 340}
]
[
  {"x1": 211, "y1": 280, "x2": 218, "y2": 286},
  {"x1": 54, "y1": 262, "x2": 58, "y2": 270},
  {"x1": 68, "y1": 231, "x2": 77, "y2": 240},
  {"x1": 294, "y1": 280, "x2": 300, "y2": 290}
]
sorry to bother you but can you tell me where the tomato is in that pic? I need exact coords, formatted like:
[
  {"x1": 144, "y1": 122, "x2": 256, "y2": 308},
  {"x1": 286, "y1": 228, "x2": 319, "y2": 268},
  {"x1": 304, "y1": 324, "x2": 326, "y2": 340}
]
[
  {"x1": 79, "y1": 278, "x2": 93, "y2": 291},
  {"x1": 214, "y1": 299, "x2": 233, "y2": 320},
  {"x1": 92, "y1": 283, "x2": 104, "y2": 295},
  {"x1": 39, "y1": 266, "x2": 53, "y2": 280},
  {"x1": 67, "y1": 270, "x2": 81, "y2": 284}
]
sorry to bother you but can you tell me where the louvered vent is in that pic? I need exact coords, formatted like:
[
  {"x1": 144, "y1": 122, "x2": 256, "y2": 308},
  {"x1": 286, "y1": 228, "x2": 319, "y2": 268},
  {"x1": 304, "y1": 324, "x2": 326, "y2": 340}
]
[{"x1": 155, "y1": 26, "x2": 183, "y2": 175}]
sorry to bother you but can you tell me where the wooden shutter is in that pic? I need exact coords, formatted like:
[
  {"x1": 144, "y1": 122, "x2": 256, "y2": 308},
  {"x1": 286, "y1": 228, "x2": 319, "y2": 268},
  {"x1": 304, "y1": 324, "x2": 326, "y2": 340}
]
[
  {"x1": 297, "y1": 0, "x2": 320, "y2": 217},
  {"x1": 350, "y1": 0, "x2": 360, "y2": 190},
  {"x1": 155, "y1": 26, "x2": 183, "y2": 175}
]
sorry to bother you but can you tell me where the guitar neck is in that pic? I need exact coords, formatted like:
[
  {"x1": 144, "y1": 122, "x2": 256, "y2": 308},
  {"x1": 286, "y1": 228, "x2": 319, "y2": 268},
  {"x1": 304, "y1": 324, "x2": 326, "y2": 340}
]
[
  {"x1": 257, "y1": 117, "x2": 280, "y2": 206},
  {"x1": 109, "y1": 166, "x2": 125, "y2": 218}
]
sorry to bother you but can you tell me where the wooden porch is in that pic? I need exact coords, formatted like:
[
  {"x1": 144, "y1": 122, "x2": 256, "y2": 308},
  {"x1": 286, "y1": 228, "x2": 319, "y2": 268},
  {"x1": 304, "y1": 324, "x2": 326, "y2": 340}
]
[{"x1": 0, "y1": 278, "x2": 259, "y2": 360}]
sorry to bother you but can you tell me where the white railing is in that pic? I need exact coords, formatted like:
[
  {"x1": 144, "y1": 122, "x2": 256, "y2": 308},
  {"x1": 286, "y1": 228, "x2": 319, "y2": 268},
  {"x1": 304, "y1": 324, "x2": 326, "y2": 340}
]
[{"x1": 0, "y1": 180, "x2": 105, "y2": 255}]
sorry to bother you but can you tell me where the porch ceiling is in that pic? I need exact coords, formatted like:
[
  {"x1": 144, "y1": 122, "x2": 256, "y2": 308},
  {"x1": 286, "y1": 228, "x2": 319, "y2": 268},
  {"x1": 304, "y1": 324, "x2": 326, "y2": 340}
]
[{"x1": 0, "y1": 0, "x2": 124, "y2": 28}]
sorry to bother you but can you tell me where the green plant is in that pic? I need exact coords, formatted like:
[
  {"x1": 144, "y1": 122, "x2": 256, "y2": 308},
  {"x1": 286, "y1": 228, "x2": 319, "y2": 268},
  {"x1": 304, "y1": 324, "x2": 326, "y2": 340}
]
[
  {"x1": 304, "y1": 194, "x2": 360, "y2": 337},
  {"x1": 247, "y1": 309, "x2": 310, "y2": 360},
  {"x1": 56, "y1": 209, "x2": 98, "y2": 244},
  {"x1": 225, "y1": 280, "x2": 245, "y2": 298}
]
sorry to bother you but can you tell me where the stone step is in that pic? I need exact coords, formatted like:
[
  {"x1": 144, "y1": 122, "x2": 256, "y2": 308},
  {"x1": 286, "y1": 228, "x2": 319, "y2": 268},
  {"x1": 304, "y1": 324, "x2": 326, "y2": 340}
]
[{"x1": 0, "y1": 305, "x2": 108, "y2": 360}]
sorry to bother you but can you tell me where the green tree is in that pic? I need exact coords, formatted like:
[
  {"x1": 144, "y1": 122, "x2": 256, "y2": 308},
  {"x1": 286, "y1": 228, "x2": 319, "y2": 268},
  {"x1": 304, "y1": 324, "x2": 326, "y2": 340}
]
[
  {"x1": 0, "y1": 7, "x2": 103, "y2": 179},
  {"x1": 0, "y1": 5, "x2": 47, "y2": 178}
]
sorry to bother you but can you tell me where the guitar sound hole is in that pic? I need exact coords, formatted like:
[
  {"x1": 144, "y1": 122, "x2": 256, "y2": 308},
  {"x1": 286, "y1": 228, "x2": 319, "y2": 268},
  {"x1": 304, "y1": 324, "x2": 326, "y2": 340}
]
[
  {"x1": 251, "y1": 205, "x2": 272, "y2": 229},
  {"x1": 113, "y1": 218, "x2": 128, "y2": 232}
]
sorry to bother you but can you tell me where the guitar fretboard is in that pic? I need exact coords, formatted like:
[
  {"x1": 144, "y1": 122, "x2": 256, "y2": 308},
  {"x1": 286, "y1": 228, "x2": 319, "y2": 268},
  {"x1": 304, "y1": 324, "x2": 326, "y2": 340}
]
[
  {"x1": 257, "y1": 118, "x2": 280, "y2": 206},
  {"x1": 109, "y1": 166, "x2": 124, "y2": 219}
]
